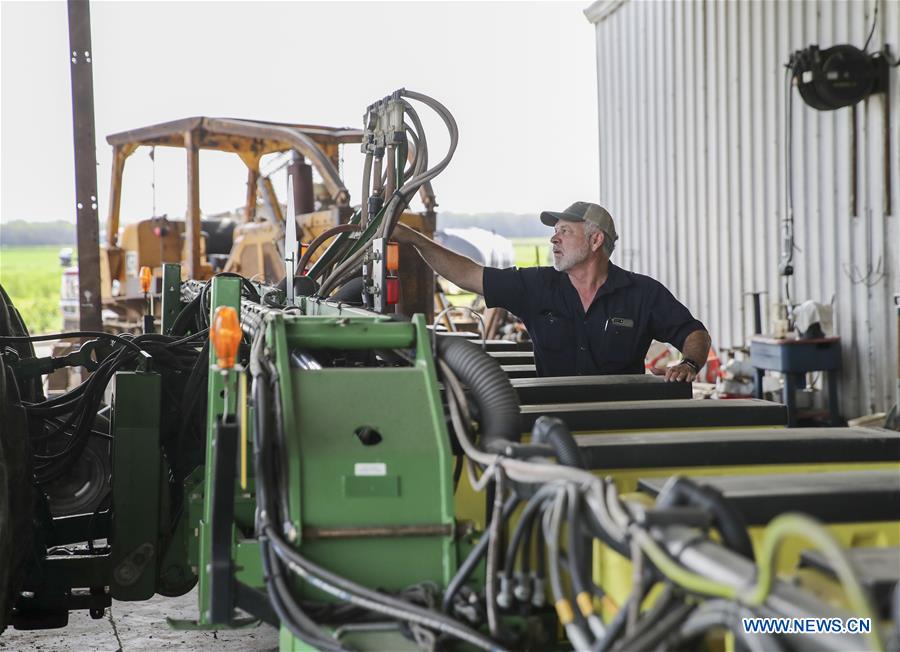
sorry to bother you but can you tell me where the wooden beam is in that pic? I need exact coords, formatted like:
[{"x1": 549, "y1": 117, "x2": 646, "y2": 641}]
[{"x1": 105, "y1": 143, "x2": 136, "y2": 247}]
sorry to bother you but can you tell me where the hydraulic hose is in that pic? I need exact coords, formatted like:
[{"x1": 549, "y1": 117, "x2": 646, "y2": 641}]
[
  {"x1": 656, "y1": 477, "x2": 754, "y2": 560},
  {"x1": 436, "y1": 335, "x2": 520, "y2": 451},
  {"x1": 503, "y1": 489, "x2": 548, "y2": 580},
  {"x1": 297, "y1": 224, "x2": 360, "y2": 274},
  {"x1": 597, "y1": 571, "x2": 656, "y2": 652},
  {"x1": 441, "y1": 495, "x2": 521, "y2": 613},
  {"x1": 530, "y1": 416, "x2": 586, "y2": 469},
  {"x1": 330, "y1": 276, "x2": 365, "y2": 305},
  {"x1": 661, "y1": 599, "x2": 784, "y2": 652},
  {"x1": 360, "y1": 152, "x2": 373, "y2": 227}
]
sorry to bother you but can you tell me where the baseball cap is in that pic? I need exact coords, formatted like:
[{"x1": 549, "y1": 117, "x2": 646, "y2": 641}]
[{"x1": 540, "y1": 202, "x2": 618, "y2": 245}]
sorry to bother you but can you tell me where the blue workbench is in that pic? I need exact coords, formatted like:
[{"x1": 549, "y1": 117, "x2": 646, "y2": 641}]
[{"x1": 750, "y1": 336, "x2": 843, "y2": 427}]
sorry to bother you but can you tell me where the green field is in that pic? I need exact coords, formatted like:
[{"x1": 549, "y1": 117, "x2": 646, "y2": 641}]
[
  {"x1": 0, "y1": 246, "x2": 65, "y2": 334},
  {"x1": 0, "y1": 237, "x2": 550, "y2": 332},
  {"x1": 513, "y1": 236, "x2": 551, "y2": 268},
  {"x1": 444, "y1": 237, "x2": 551, "y2": 306}
]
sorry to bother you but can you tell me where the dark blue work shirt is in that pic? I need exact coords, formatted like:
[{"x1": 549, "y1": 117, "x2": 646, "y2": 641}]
[{"x1": 483, "y1": 264, "x2": 706, "y2": 376}]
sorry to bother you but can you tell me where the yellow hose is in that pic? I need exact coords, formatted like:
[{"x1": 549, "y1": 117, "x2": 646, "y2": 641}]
[{"x1": 743, "y1": 513, "x2": 883, "y2": 652}]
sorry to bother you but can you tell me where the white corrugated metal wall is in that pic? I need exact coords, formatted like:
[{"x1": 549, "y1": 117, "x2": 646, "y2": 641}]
[{"x1": 586, "y1": 0, "x2": 899, "y2": 419}]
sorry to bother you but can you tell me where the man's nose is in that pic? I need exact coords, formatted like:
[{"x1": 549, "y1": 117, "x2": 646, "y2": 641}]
[{"x1": 550, "y1": 233, "x2": 560, "y2": 244}]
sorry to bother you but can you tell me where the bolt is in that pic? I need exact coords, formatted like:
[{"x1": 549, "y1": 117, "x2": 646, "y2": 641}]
[
  {"x1": 497, "y1": 576, "x2": 511, "y2": 608},
  {"x1": 531, "y1": 577, "x2": 546, "y2": 608},
  {"x1": 514, "y1": 573, "x2": 532, "y2": 602}
]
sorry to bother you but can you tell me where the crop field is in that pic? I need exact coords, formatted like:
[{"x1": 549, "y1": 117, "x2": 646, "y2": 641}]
[
  {"x1": 512, "y1": 236, "x2": 550, "y2": 268},
  {"x1": 0, "y1": 245, "x2": 64, "y2": 334},
  {"x1": 0, "y1": 237, "x2": 550, "y2": 333}
]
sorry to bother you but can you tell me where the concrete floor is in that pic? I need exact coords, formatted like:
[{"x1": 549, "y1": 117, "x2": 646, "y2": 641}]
[{"x1": 0, "y1": 589, "x2": 278, "y2": 651}]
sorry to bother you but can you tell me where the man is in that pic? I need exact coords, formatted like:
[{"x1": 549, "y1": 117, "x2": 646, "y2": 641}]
[{"x1": 394, "y1": 202, "x2": 711, "y2": 382}]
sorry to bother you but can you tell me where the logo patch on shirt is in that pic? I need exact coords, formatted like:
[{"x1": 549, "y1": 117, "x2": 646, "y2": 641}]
[{"x1": 610, "y1": 317, "x2": 634, "y2": 328}]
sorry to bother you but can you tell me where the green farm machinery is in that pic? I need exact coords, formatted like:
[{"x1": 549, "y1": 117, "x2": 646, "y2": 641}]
[{"x1": 1, "y1": 91, "x2": 899, "y2": 651}]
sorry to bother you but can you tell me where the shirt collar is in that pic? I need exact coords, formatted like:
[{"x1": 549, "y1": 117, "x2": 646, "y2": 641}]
[{"x1": 595, "y1": 263, "x2": 632, "y2": 297}]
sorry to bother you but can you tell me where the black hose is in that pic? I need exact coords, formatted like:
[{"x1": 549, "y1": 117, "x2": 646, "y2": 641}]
[
  {"x1": 659, "y1": 600, "x2": 785, "y2": 652},
  {"x1": 531, "y1": 417, "x2": 592, "y2": 599},
  {"x1": 567, "y1": 488, "x2": 590, "y2": 603},
  {"x1": 657, "y1": 477, "x2": 755, "y2": 560},
  {"x1": 436, "y1": 335, "x2": 520, "y2": 451},
  {"x1": 503, "y1": 489, "x2": 549, "y2": 579},
  {"x1": 531, "y1": 416, "x2": 586, "y2": 469},
  {"x1": 330, "y1": 276, "x2": 364, "y2": 305},
  {"x1": 520, "y1": 510, "x2": 533, "y2": 578},
  {"x1": 597, "y1": 570, "x2": 656, "y2": 652},
  {"x1": 535, "y1": 512, "x2": 546, "y2": 580},
  {"x1": 441, "y1": 495, "x2": 520, "y2": 613},
  {"x1": 613, "y1": 602, "x2": 696, "y2": 652}
]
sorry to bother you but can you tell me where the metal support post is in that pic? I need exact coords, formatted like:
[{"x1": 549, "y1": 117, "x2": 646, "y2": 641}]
[{"x1": 67, "y1": 0, "x2": 102, "y2": 332}]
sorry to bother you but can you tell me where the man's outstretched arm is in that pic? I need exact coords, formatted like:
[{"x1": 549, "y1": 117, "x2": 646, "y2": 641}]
[{"x1": 393, "y1": 223, "x2": 484, "y2": 294}]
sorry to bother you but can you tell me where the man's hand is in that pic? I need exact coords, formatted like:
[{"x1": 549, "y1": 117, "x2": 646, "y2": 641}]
[{"x1": 650, "y1": 360, "x2": 699, "y2": 383}]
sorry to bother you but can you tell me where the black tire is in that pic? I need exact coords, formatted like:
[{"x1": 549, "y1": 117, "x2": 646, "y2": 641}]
[
  {"x1": 0, "y1": 369, "x2": 11, "y2": 634},
  {"x1": 0, "y1": 285, "x2": 39, "y2": 633}
]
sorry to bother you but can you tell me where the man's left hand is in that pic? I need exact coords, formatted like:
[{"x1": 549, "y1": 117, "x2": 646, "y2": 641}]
[{"x1": 649, "y1": 360, "x2": 699, "y2": 383}]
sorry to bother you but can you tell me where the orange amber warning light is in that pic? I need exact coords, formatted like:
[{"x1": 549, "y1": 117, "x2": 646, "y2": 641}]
[
  {"x1": 211, "y1": 306, "x2": 241, "y2": 369},
  {"x1": 139, "y1": 266, "x2": 153, "y2": 294}
]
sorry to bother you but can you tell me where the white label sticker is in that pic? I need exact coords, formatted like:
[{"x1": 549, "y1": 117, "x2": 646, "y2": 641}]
[{"x1": 354, "y1": 463, "x2": 387, "y2": 477}]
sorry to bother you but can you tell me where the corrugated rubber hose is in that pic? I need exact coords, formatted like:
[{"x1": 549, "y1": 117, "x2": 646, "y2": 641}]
[{"x1": 436, "y1": 335, "x2": 521, "y2": 450}]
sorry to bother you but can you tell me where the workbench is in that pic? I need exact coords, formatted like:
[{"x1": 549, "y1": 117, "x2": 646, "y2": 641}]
[{"x1": 750, "y1": 335, "x2": 842, "y2": 427}]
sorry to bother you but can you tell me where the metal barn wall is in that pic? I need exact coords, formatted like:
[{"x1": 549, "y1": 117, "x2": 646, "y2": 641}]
[{"x1": 586, "y1": 0, "x2": 899, "y2": 418}]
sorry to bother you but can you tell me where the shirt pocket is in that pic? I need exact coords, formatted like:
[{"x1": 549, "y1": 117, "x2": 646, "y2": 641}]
[
  {"x1": 534, "y1": 309, "x2": 572, "y2": 351},
  {"x1": 597, "y1": 317, "x2": 637, "y2": 364}
]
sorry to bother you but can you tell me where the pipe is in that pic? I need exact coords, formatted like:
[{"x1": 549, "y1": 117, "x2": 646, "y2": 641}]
[
  {"x1": 436, "y1": 335, "x2": 521, "y2": 450},
  {"x1": 288, "y1": 153, "x2": 314, "y2": 215}
]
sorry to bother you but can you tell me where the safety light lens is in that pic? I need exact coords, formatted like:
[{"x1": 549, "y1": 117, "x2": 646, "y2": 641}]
[
  {"x1": 139, "y1": 266, "x2": 153, "y2": 294},
  {"x1": 385, "y1": 277, "x2": 400, "y2": 305},
  {"x1": 211, "y1": 306, "x2": 241, "y2": 369},
  {"x1": 386, "y1": 242, "x2": 400, "y2": 272}
]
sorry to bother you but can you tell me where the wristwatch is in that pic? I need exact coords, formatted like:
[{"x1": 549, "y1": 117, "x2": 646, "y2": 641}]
[{"x1": 681, "y1": 358, "x2": 701, "y2": 372}]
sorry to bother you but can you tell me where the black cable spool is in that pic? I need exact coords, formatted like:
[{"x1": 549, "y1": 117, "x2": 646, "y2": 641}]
[{"x1": 789, "y1": 44, "x2": 888, "y2": 111}]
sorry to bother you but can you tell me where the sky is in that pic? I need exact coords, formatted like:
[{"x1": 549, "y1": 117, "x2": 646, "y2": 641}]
[{"x1": 0, "y1": 0, "x2": 599, "y2": 227}]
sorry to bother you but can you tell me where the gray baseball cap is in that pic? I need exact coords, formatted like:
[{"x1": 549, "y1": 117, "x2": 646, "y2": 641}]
[{"x1": 540, "y1": 202, "x2": 618, "y2": 245}]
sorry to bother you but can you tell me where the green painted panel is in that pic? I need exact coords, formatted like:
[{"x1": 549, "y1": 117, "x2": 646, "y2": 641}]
[
  {"x1": 292, "y1": 368, "x2": 449, "y2": 528},
  {"x1": 343, "y1": 475, "x2": 400, "y2": 498},
  {"x1": 110, "y1": 372, "x2": 161, "y2": 601}
]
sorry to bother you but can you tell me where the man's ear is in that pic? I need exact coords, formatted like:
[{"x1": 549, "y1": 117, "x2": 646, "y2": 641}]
[{"x1": 591, "y1": 231, "x2": 605, "y2": 253}]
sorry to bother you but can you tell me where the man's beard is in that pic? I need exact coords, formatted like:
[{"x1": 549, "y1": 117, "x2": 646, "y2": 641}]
[{"x1": 552, "y1": 239, "x2": 591, "y2": 272}]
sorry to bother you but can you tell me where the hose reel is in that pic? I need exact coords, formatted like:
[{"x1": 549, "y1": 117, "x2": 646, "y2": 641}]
[{"x1": 788, "y1": 44, "x2": 889, "y2": 111}]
